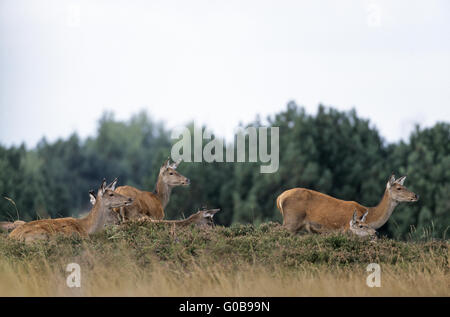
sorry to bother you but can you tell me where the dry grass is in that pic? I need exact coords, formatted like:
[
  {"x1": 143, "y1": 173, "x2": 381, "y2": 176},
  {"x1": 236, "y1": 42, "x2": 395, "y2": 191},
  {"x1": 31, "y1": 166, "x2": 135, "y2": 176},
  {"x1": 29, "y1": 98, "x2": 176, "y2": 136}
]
[
  {"x1": 0, "y1": 222, "x2": 448, "y2": 297},
  {"x1": 0, "y1": 260, "x2": 447, "y2": 297}
]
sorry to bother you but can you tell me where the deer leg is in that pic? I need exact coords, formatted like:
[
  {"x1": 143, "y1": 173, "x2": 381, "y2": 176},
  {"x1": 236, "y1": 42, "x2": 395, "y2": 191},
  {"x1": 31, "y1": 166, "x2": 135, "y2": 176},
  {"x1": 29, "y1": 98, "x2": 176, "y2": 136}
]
[
  {"x1": 119, "y1": 207, "x2": 126, "y2": 223},
  {"x1": 282, "y1": 209, "x2": 307, "y2": 234},
  {"x1": 304, "y1": 222, "x2": 313, "y2": 233},
  {"x1": 136, "y1": 215, "x2": 152, "y2": 222},
  {"x1": 306, "y1": 221, "x2": 326, "y2": 234}
]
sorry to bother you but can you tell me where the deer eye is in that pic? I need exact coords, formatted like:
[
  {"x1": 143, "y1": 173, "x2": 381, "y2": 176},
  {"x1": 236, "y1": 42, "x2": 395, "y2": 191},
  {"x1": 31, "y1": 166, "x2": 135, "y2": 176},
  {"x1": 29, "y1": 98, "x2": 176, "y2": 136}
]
[
  {"x1": 169, "y1": 172, "x2": 173, "y2": 175},
  {"x1": 397, "y1": 187, "x2": 401, "y2": 190},
  {"x1": 109, "y1": 193, "x2": 114, "y2": 197}
]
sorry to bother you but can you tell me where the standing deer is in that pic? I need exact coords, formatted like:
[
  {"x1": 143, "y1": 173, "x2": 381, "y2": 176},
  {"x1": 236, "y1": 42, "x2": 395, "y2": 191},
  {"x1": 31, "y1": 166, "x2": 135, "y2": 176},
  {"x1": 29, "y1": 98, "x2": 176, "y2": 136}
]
[
  {"x1": 276, "y1": 174, "x2": 418, "y2": 234},
  {"x1": 9, "y1": 179, "x2": 133, "y2": 242},
  {"x1": 113, "y1": 158, "x2": 190, "y2": 221}
]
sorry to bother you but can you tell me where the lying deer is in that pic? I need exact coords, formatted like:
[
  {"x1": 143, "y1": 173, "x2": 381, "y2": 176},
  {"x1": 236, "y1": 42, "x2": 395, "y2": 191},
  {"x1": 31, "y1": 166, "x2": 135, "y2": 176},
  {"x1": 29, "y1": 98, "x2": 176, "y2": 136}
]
[
  {"x1": 114, "y1": 158, "x2": 190, "y2": 221},
  {"x1": 9, "y1": 179, "x2": 133, "y2": 242},
  {"x1": 0, "y1": 220, "x2": 26, "y2": 232},
  {"x1": 277, "y1": 174, "x2": 418, "y2": 234},
  {"x1": 135, "y1": 208, "x2": 220, "y2": 228},
  {"x1": 348, "y1": 210, "x2": 377, "y2": 239},
  {"x1": 90, "y1": 193, "x2": 220, "y2": 229}
]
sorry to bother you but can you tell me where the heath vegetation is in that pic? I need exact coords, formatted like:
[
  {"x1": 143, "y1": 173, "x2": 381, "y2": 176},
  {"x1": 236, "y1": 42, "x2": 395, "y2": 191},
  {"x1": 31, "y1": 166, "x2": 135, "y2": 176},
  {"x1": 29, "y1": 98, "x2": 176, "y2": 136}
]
[{"x1": 0, "y1": 222, "x2": 448, "y2": 296}]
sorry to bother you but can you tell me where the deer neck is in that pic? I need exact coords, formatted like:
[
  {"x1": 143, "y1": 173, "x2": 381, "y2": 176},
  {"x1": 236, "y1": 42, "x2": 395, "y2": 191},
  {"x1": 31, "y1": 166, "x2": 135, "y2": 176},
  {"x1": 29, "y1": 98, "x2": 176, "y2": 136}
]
[
  {"x1": 367, "y1": 189, "x2": 398, "y2": 229},
  {"x1": 153, "y1": 214, "x2": 197, "y2": 227},
  {"x1": 155, "y1": 176, "x2": 172, "y2": 209},
  {"x1": 79, "y1": 200, "x2": 108, "y2": 235}
]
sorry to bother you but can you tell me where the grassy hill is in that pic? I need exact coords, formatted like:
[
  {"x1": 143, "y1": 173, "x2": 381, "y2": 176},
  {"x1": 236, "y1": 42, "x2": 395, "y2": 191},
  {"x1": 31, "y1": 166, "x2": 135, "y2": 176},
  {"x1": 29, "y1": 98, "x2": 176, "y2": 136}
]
[{"x1": 0, "y1": 222, "x2": 448, "y2": 296}]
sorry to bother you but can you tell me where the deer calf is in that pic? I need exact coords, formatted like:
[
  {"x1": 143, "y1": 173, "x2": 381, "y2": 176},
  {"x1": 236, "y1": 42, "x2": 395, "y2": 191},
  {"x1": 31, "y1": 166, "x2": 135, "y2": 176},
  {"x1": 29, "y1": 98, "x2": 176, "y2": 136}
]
[
  {"x1": 348, "y1": 210, "x2": 377, "y2": 238},
  {"x1": 143, "y1": 208, "x2": 220, "y2": 228}
]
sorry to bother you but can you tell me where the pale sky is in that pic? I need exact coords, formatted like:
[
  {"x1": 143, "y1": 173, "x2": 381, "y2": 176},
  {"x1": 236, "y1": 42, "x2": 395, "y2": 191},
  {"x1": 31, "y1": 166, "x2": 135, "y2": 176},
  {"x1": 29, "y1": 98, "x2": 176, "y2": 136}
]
[{"x1": 1, "y1": 0, "x2": 449, "y2": 147}]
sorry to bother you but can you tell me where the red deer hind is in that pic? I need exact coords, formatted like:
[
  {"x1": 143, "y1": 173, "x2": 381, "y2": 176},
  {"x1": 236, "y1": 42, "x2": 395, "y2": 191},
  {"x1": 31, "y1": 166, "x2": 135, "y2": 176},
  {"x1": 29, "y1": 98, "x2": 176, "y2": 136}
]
[
  {"x1": 113, "y1": 158, "x2": 190, "y2": 221},
  {"x1": 277, "y1": 174, "x2": 418, "y2": 234},
  {"x1": 9, "y1": 179, "x2": 133, "y2": 242}
]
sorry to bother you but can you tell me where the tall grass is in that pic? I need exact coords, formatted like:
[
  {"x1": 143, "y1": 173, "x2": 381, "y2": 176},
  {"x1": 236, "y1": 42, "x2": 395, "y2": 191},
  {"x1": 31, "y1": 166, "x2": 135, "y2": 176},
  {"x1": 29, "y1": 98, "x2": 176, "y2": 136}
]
[{"x1": 0, "y1": 222, "x2": 448, "y2": 296}]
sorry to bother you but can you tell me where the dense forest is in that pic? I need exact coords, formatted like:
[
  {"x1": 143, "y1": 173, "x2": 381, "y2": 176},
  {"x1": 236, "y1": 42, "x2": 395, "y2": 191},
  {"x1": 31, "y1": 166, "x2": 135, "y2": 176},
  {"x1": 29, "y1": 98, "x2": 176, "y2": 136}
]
[{"x1": 0, "y1": 101, "x2": 449, "y2": 239}]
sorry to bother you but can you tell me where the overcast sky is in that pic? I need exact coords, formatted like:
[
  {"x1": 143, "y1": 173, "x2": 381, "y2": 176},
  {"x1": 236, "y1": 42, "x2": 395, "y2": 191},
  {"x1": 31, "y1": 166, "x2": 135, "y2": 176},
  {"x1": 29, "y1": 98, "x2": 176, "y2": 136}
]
[{"x1": 1, "y1": 0, "x2": 449, "y2": 147}]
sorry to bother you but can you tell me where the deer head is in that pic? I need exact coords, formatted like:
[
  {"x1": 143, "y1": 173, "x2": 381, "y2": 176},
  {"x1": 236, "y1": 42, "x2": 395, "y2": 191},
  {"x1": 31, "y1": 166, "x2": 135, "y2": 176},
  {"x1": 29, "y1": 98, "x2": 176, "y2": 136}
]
[
  {"x1": 386, "y1": 174, "x2": 419, "y2": 203},
  {"x1": 159, "y1": 158, "x2": 190, "y2": 187},
  {"x1": 90, "y1": 178, "x2": 133, "y2": 207},
  {"x1": 349, "y1": 210, "x2": 377, "y2": 238},
  {"x1": 90, "y1": 178, "x2": 133, "y2": 226},
  {"x1": 0, "y1": 220, "x2": 26, "y2": 232},
  {"x1": 188, "y1": 208, "x2": 220, "y2": 227},
  {"x1": 92, "y1": 178, "x2": 133, "y2": 215}
]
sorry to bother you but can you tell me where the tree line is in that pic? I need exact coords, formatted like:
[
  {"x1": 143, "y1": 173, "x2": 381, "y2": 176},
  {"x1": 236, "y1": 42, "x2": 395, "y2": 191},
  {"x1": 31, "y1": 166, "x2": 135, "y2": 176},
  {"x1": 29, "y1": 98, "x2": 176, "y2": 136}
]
[{"x1": 0, "y1": 101, "x2": 448, "y2": 239}]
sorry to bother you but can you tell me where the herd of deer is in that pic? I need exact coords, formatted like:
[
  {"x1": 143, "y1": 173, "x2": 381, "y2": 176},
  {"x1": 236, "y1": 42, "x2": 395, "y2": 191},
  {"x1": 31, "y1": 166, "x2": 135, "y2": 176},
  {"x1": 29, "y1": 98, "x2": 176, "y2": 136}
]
[{"x1": 0, "y1": 158, "x2": 419, "y2": 243}]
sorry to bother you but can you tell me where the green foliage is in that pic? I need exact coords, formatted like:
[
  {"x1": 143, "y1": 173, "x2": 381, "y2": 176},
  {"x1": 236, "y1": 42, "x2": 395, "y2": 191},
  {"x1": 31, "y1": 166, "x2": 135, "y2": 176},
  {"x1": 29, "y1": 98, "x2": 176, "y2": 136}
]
[
  {"x1": 387, "y1": 123, "x2": 450, "y2": 239},
  {"x1": 0, "y1": 103, "x2": 448, "y2": 239}
]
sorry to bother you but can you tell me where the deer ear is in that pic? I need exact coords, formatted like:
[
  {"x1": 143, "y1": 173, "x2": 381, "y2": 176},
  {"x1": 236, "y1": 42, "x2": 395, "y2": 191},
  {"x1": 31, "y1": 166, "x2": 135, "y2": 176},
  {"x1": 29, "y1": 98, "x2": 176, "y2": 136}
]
[
  {"x1": 98, "y1": 179, "x2": 107, "y2": 196},
  {"x1": 389, "y1": 173, "x2": 396, "y2": 184},
  {"x1": 107, "y1": 178, "x2": 118, "y2": 191},
  {"x1": 203, "y1": 209, "x2": 220, "y2": 218},
  {"x1": 161, "y1": 157, "x2": 170, "y2": 171},
  {"x1": 171, "y1": 158, "x2": 182, "y2": 169},
  {"x1": 349, "y1": 210, "x2": 357, "y2": 226},
  {"x1": 360, "y1": 210, "x2": 369, "y2": 223},
  {"x1": 89, "y1": 192, "x2": 96, "y2": 205},
  {"x1": 387, "y1": 174, "x2": 395, "y2": 189},
  {"x1": 395, "y1": 176, "x2": 406, "y2": 185}
]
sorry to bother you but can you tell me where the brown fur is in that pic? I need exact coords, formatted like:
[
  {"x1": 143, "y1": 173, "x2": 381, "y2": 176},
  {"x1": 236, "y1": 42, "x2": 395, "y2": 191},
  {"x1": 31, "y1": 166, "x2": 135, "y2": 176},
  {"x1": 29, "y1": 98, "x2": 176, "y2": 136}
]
[
  {"x1": 348, "y1": 210, "x2": 377, "y2": 238},
  {"x1": 9, "y1": 218, "x2": 87, "y2": 241},
  {"x1": 9, "y1": 180, "x2": 132, "y2": 243},
  {"x1": 143, "y1": 208, "x2": 220, "y2": 228},
  {"x1": 0, "y1": 220, "x2": 26, "y2": 232},
  {"x1": 113, "y1": 159, "x2": 189, "y2": 221},
  {"x1": 277, "y1": 175, "x2": 418, "y2": 234},
  {"x1": 115, "y1": 185, "x2": 165, "y2": 220}
]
